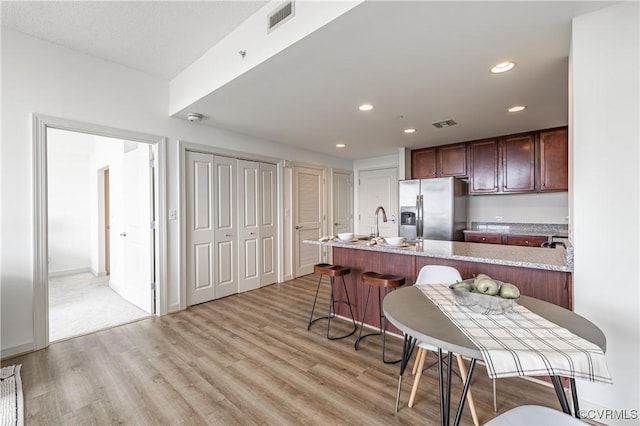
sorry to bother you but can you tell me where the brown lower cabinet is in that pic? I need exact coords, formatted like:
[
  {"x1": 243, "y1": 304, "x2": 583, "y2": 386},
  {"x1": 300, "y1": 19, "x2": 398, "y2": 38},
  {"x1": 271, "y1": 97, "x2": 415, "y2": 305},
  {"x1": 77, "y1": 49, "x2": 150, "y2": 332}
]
[
  {"x1": 330, "y1": 248, "x2": 572, "y2": 335},
  {"x1": 465, "y1": 233, "x2": 549, "y2": 247}
]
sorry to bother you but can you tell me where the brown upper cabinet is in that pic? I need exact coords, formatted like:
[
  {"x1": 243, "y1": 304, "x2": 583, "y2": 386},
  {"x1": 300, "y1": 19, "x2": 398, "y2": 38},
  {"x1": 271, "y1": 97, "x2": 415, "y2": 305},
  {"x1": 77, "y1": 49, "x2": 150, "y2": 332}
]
[
  {"x1": 501, "y1": 133, "x2": 536, "y2": 193},
  {"x1": 469, "y1": 132, "x2": 536, "y2": 194},
  {"x1": 411, "y1": 148, "x2": 437, "y2": 179},
  {"x1": 411, "y1": 143, "x2": 467, "y2": 179},
  {"x1": 468, "y1": 139, "x2": 499, "y2": 193},
  {"x1": 411, "y1": 126, "x2": 568, "y2": 195},
  {"x1": 538, "y1": 127, "x2": 568, "y2": 192}
]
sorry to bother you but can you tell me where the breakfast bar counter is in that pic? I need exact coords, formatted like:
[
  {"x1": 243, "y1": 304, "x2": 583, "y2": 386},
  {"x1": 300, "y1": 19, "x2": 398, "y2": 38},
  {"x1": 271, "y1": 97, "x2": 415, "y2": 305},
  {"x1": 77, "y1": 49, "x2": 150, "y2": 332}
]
[
  {"x1": 303, "y1": 238, "x2": 574, "y2": 333},
  {"x1": 305, "y1": 238, "x2": 572, "y2": 272}
]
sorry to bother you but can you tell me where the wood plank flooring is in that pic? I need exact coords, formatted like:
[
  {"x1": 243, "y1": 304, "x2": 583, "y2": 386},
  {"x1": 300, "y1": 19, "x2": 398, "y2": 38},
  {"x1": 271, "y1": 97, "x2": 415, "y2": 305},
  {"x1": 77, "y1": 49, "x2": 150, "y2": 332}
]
[{"x1": 5, "y1": 275, "x2": 568, "y2": 425}]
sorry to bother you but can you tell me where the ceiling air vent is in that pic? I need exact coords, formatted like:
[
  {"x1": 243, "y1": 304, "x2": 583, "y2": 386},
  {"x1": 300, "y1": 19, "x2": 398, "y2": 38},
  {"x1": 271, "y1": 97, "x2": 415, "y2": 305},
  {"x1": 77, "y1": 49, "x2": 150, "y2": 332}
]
[
  {"x1": 432, "y1": 120, "x2": 457, "y2": 129},
  {"x1": 268, "y1": 1, "x2": 294, "y2": 32}
]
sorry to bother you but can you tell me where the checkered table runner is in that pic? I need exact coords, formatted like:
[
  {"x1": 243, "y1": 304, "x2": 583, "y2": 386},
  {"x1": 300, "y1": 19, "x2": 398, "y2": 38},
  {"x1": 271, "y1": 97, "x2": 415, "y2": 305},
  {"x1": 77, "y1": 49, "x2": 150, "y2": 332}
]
[{"x1": 416, "y1": 284, "x2": 612, "y2": 383}]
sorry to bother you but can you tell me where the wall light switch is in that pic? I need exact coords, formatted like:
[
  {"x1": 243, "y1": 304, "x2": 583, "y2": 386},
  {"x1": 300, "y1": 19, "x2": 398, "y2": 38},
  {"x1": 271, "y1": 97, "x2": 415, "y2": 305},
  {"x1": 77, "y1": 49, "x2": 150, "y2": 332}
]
[
  {"x1": 169, "y1": 209, "x2": 177, "y2": 220},
  {"x1": 284, "y1": 208, "x2": 290, "y2": 217}
]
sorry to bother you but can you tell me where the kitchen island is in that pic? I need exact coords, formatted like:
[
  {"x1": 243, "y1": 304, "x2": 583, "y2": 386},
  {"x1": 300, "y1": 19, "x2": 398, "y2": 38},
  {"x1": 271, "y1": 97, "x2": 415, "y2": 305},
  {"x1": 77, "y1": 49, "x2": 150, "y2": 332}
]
[{"x1": 304, "y1": 238, "x2": 573, "y2": 333}]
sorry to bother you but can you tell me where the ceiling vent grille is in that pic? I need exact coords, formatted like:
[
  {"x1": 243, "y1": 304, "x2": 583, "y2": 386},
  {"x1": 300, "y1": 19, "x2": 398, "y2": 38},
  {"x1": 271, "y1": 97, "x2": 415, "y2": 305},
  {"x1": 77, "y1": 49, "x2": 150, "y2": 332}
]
[
  {"x1": 268, "y1": 1, "x2": 294, "y2": 32},
  {"x1": 432, "y1": 120, "x2": 457, "y2": 129}
]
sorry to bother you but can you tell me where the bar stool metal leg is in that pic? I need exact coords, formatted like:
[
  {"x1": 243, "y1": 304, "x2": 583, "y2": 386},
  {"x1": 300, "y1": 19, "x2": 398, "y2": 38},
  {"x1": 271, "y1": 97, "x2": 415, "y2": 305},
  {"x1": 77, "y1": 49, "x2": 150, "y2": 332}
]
[
  {"x1": 354, "y1": 286, "x2": 400, "y2": 363},
  {"x1": 307, "y1": 273, "x2": 324, "y2": 331},
  {"x1": 308, "y1": 270, "x2": 357, "y2": 340}
]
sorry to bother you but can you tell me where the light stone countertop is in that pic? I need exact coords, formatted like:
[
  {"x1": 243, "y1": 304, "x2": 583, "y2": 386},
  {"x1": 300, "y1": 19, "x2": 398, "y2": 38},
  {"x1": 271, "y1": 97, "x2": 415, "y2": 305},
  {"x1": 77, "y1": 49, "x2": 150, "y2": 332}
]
[{"x1": 304, "y1": 238, "x2": 573, "y2": 272}]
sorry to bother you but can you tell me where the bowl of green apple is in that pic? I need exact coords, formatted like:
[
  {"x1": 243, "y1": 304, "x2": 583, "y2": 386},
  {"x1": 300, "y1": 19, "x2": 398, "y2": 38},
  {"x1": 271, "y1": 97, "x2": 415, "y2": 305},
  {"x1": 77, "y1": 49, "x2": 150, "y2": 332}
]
[{"x1": 449, "y1": 274, "x2": 520, "y2": 315}]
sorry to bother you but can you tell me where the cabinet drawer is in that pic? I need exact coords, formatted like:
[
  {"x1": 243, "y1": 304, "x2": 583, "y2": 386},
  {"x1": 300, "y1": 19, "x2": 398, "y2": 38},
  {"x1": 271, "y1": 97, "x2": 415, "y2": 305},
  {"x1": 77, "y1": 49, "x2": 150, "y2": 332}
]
[
  {"x1": 464, "y1": 233, "x2": 503, "y2": 244},
  {"x1": 505, "y1": 235, "x2": 549, "y2": 247}
]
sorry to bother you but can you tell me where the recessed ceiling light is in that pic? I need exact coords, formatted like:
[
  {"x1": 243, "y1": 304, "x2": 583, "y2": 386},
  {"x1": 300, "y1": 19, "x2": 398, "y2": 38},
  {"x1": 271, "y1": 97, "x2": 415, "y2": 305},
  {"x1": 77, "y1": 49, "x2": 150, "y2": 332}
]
[
  {"x1": 508, "y1": 105, "x2": 527, "y2": 112},
  {"x1": 336, "y1": 143, "x2": 346, "y2": 148},
  {"x1": 359, "y1": 103, "x2": 374, "y2": 111},
  {"x1": 404, "y1": 128, "x2": 417, "y2": 134},
  {"x1": 491, "y1": 61, "x2": 516, "y2": 74}
]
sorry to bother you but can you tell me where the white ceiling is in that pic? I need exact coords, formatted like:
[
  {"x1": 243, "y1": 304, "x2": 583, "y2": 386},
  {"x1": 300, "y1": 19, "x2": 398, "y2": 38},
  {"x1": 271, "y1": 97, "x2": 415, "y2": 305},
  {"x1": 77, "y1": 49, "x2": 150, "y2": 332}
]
[
  {"x1": 2, "y1": 1, "x2": 614, "y2": 160},
  {"x1": 1, "y1": 1, "x2": 268, "y2": 79}
]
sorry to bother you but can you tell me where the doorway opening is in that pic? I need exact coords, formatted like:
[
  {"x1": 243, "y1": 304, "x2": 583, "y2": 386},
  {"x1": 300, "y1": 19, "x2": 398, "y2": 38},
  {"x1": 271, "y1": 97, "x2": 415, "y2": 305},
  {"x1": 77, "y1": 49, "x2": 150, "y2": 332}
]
[{"x1": 47, "y1": 128, "x2": 155, "y2": 341}]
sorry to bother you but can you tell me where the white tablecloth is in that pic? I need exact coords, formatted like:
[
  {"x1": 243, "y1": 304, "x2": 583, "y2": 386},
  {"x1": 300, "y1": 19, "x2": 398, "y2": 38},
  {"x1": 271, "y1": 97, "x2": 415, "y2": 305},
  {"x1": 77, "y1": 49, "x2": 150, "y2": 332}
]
[{"x1": 417, "y1": 284, "x2": 612, "y2": 383}]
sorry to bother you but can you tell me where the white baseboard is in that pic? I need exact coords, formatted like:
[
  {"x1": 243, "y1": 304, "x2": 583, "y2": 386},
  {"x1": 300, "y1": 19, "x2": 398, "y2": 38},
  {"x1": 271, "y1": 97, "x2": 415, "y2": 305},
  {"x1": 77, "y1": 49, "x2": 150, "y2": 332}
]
[
  {"x1": 90, "y1": 268, "x2": 107, "y2": 277},
  {"x1": 48, "y1": 267, "x2": 91, "y2": 278},
  {"x1": 168, "y1": 303, "x2": 182, "y2": 313},
  {"x1": 1, "y1": 342, "x2": 34, "y2": 360}
]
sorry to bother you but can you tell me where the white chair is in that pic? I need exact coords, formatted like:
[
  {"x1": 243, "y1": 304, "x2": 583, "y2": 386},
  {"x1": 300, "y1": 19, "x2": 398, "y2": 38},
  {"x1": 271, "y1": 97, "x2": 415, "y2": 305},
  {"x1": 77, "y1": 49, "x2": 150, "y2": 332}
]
[
  {"x1": 485, "y1": 405, "x2": 587, "y2": 425},
  {"x1": 409, "y1": 265, "x2": 480, "y2": 426}
]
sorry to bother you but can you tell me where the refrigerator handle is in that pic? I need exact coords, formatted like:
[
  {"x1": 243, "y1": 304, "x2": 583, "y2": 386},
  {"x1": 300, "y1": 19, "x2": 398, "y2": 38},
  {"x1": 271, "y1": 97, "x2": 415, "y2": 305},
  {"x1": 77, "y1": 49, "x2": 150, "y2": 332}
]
[{"x1": 416, "y1": 195, "x2": 423, "y2": 237}]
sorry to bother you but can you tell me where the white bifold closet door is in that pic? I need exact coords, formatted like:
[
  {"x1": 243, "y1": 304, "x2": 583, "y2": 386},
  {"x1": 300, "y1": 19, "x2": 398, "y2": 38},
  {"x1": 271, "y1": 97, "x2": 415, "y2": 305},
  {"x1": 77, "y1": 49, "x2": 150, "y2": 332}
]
[
  {"x1": 186, "y1": 151, "x2": 216, "y2": 305},
  {"x1": 187, "y1": 152, "x2": 277, "y2": 306},
  {"x1": 238, "y1": 160, "x2": 260, "y2": 293},
  {"x1": 237, "y1": 161, "x2": 278, "y2": 292},
  {"x1": 213, "y1": 156, "x2": 237, "y2": 299},
  {"x1": 259, "y1": 163, "x2": 277, "y2": 287}
]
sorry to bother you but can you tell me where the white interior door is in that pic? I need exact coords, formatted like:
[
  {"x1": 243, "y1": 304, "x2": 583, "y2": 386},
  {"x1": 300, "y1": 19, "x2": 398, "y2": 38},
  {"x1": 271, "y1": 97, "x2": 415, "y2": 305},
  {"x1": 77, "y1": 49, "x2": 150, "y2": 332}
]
[
  {"x1": 358, "y1": 167, "x2": 398, "y2": 237},
  {"x1": 122, "y1": 144, "x2": 154, "y2": 313},
  {"x1": 260, "y1": 163, "x2": 277, "y2": 287},
  {"x1": 186, "y1": 151, "x2": 215, "y2": 306},
  {"x1": 332, "y1": 170, "x2": 353, "y2": 235},
  {"x1": 214, "y1": 156, "x2": 237, "y2": 299},
  {"x1": 293, "y1": 165, "x2": 324, "y2": 277},
  {"x1": 238, "y1": 160, "x2": 260, "y2": 293}
]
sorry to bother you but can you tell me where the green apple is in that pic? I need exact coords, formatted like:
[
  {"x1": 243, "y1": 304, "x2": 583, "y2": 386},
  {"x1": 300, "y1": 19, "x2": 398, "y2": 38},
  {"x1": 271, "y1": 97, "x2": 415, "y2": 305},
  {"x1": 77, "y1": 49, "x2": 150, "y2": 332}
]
[
  {"x1": 475, "y1": 278, "x2": 499, "y2": 295},
  {"x1": 451, "y1": 282, "x2": 472, "y2": 292},
  {"x1": 499, "y1": 282, "x2": 520, "y2": 299},
  {"x1": 475, "y1": 273, "x2": 491, "y2": 281}
]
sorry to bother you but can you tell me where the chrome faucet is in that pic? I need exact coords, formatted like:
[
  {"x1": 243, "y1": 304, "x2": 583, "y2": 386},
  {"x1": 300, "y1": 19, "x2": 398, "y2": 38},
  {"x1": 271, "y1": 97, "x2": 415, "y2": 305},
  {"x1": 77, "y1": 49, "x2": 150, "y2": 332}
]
[{"x1": 374, "y1": 206, "x2": 388, "y2": 237}]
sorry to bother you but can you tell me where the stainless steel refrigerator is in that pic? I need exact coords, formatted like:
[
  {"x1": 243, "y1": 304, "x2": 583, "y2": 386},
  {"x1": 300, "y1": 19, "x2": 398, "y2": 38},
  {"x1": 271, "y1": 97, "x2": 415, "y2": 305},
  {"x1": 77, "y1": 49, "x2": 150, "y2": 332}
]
[{"x1": 399, "y1": 177, "x2": 467, "y2": 241}]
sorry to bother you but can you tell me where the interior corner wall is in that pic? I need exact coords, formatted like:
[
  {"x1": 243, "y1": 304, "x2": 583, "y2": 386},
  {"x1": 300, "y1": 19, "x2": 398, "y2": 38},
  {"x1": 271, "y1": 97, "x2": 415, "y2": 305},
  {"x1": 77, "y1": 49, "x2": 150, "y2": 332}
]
[
  {"x1": 47, "y1": 134, "x2": 94, "y2": 276},
  {"x1": 0, "y1": 28, "x2": 351, "y2": 356},
  {"x1": 571, "y1": 2, "x2": 639, "y2": 418}
]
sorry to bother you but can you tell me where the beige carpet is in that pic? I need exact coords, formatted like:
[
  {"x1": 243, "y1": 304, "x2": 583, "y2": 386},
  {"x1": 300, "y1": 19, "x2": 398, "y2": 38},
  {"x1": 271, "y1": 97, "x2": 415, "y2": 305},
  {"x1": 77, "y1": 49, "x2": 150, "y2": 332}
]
[{"x1": 49, "y1": 272, "x2": 150, "y2": 342}]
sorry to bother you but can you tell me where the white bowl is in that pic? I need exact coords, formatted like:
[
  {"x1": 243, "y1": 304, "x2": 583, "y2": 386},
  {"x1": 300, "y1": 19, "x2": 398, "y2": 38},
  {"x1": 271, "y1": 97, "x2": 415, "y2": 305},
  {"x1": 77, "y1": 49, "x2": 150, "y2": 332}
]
[
  {"x1": 385, "y1": 236, "x2": 405, "y2": 246},
  {"x1": 337, "y1": 232, "x2": 354, "y2": 241}
]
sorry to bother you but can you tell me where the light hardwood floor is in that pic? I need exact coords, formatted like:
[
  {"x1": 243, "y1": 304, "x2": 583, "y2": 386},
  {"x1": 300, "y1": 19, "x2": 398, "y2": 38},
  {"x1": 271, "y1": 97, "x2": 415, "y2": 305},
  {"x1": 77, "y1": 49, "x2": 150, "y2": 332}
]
[{"x1": 6, "y1": 275, "x2": 567, "y2": 425}]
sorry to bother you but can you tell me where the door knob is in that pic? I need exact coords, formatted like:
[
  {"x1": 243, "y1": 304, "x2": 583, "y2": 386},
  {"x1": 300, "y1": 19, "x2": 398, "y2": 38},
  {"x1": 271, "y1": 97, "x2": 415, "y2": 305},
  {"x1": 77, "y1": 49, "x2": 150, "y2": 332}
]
[
  {"x1": 249, "y1": 232, "x2": 256, "y2": 235},
  {"x1": 224, "y1": 233, "x2": 232, "y2": 237},
  {"x1": 120, "y1": 232, "x2": 127, "y2": 237},
  {"x1": 295, "y1": 225, "x2": 303, "y2": 230}
]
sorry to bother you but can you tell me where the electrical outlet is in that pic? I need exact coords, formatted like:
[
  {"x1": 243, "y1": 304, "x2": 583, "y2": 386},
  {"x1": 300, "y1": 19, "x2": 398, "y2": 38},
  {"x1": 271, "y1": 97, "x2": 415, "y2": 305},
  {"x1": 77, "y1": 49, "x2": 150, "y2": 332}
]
[
  {"x1": 495, "y1": 216, "x2": 503, "y2": 221},
  {"x1": 169, "y1": 209, "x2": 177, "y2": 220}
]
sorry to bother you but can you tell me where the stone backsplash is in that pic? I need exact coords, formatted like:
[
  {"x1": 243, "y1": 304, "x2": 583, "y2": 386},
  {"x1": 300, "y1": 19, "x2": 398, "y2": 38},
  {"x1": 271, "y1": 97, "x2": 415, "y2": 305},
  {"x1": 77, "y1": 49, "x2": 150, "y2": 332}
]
[{"x1": 470, "y1": 222, "x2": 568, "y2": 236}]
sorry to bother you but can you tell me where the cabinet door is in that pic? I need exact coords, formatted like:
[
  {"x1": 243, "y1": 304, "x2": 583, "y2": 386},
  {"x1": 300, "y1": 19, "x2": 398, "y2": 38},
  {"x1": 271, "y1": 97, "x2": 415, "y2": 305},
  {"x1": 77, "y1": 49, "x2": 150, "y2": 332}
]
[
  {"x1": 502, "y1": 134, "x2": 535, "y2": 193},
  {"x1": 469, "y1": 139, "x2": 499, "y2": 194},
  {"x1": 411, "y1": 148, "x2": 437, "y2": 179},
  {"x1": 464, "y1": 233, "x2": 503, "y2": 244},
  {"x1": 505, "y1": 235, "x2": 549, "y2": 247},
  {"x1": 539, "y1": 128, "x2": 568, "y2": 192},
  {"x1": 438, "y1": 144, "x2": 467, "y2": 177}
]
